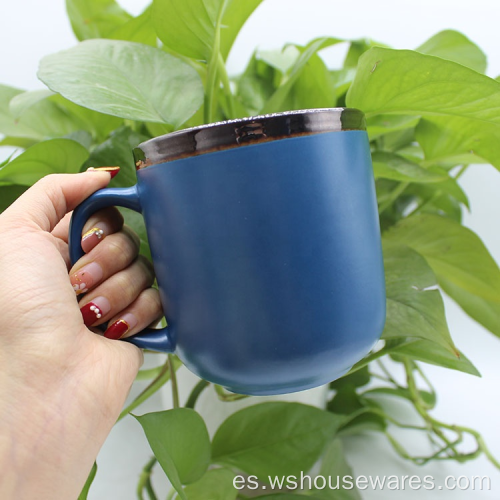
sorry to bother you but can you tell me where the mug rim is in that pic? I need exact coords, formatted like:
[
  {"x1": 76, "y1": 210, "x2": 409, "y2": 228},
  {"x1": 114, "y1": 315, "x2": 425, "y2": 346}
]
[{"x1": 134, "y1": 107, "x2": 365, "y2": 169}]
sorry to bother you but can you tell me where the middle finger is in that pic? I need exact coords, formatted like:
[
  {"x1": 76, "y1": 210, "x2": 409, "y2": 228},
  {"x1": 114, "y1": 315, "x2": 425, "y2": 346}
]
[{"x1": 69, "y1": 226, "x2": 140, "y2": 296}]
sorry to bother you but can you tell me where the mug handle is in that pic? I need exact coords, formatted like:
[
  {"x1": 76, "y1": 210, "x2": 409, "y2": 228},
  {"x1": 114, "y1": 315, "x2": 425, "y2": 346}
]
[{"x1": 69, "y1": 185, "x2": 175, "y2": 353}]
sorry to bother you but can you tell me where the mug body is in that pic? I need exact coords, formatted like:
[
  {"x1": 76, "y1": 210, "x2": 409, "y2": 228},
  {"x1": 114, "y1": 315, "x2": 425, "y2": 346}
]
[{"x1": 134, "y1": 109, "x2": 385, "y2": 395}]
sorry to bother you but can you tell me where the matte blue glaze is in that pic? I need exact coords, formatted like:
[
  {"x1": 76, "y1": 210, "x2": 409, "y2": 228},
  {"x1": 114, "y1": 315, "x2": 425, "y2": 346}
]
[{"x1": 69, "y1": 130, "x2": 385, "y2": 395}]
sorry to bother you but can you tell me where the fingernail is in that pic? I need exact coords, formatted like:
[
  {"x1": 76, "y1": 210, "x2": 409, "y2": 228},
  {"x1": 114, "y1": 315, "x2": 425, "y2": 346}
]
[
  {"x1": 105, "y1": 313, "x2": 137, "y2": 340},
  {"x1": 80, "y1": 297, "x2": 111, "y2": 327},
  {"x1": 81, "y1": 227, "x2": 105, "y2": 253},
  {"x1": 87, "y1": 166, "x2": 120, "y2": 179},
  {"x1": 70, "y1": 262, "x2": 103, "y2": 296}
]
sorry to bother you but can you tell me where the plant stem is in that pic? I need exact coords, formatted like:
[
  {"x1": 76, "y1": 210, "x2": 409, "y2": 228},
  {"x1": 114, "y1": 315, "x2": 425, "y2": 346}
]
[
  {"x1": 406, "y1": 164, "x2": 470, "y2": 218},
  {"x1": 136, "y1": 366, "x2": 165, "y2": 381},
  {"x1": 214, "y1": 384, "x2": 249, "y2": 402},
  {"x1": 218, "y1": 53, "x2": 236, "y2": 119},
  {"x1": 185, "y1": 379, "x2": 210, "y2": 409},
  {"x1": 405, "y1": 192, "x2": 438, "y2": 218},
  {"x1": 378, "y1": 181, "x2": 409, "y2": 215},
  {"x1": 165, "y1": 488, "x2": 177, "y2": 500},
  {"x1": 347, "y1": 340, "x2": 407, "y2": 375},
  {"x1": 118, "y1": 358, "x2": 171, "y2": 422},
  {"x1": 137, "y1": 457, "x2": 158, "y2": 500},
  {"x1": 204, "y1": 43, "x2": 220, "y2": 123},
  {"x1": 401, "y1": 358, "x2": 500, "y2": 468},
  {"x1": 204, "y1": 1, "x2": 230, "y2": 123},
  {"x1": 454, "y1": 164, "x2": 469, "y2": 180},
  {"x1": 376, "y1": 359, "x2": 400, "y2": 387},
  {"x1": 145, "y1": 480, "x2": 158, "y2": 500},
  {"x1": 168, "y1": 354, "x2": 180, "y2": 409}
]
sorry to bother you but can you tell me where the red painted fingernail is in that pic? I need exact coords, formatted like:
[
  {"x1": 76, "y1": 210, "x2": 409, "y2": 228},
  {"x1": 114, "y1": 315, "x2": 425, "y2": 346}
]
[
  {"x1": 104, "y1": 320, "x2": 130, "y2": 340},
  {"x1": 81, "y1": 227, "x2": 105, "y2": 253},
  {"x1": 80, "y1": 297, "x2": 111, "y2": 327},
  {"x1": 104, "y1": 313, "x2": 137, "y2": 340},
  {"x1": 87, "y1": 166, "x2": 120, "y2": 179}
]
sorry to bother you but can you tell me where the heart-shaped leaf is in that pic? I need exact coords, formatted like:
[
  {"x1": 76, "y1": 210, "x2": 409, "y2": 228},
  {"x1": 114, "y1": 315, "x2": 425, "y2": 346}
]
[
  {"x1": 135, "y1": 409, "x2": 211, "y2": 499},
  {"x1": 381, "y1": 241, "x2": 457, "y2": 354},
  {"x1": 385, "y1": 214, "x2": 500, "y2": 303},
  {"x1": 38, "y1": 40, "x2": 204, "y2": 126},
  {"x1": 66, "y1": 0, "x2": 132, "y2": 41},
  {"x1": 153, "y1": 0, "x2": 263, "y2": 61},
  {"x1": 0, "y1": 139, "x2": 89, "y2": 185},
  {"x1": 212, "y1": 403, "x2": 345, "y2": 480}
]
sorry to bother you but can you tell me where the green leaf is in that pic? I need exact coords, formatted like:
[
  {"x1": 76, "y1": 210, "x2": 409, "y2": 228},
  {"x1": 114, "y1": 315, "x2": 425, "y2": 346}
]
[
  {"x1": 236, "y1": 51, "x2": 278, "y2": 116},
  {"x1": 315, "y1": 439, "x2": 361, "y2": 500},
  {"x1": 83, "y1": 126, "x2": 145, "y2": 186},
  {"x1": 403, "y1": 183, "x2": 465, "y2": 222},
  {"x1": 135, "y1": 409, "x2": 210, "y2": 497},
  {"x1": 181, "y1": 468, "x2": 237, "y2": 500},
  {"x1": 262, "y1": 37, "x2": 343, "y2": 113},
  {"x1": 153, "y1": 0, "x2": 262, "y2": 61},
  {"x1": 7, "y1": 88, "x2": 122, "y2": 143},
  {"x1": 64, "y1": 130, "x2": 93, "y2": 150},
  {"x1": 372, "y1": 152, "x2": 448, "y2": 183},
  {"x1": 329, "y1": 365, "x2": 370, "y2": 390},
  {"x1": 212, "y1": 403, "x2": 345, "y2": 480},
  {"x1": 329, "y1": 67, "x2": 356, "y2": 97},
  {"x1": 344, "y1": 38, "x2": 388, "y2": 68},
  {"x1": 0, "y1": 84, "x2": 83, "y2": 140},
  {"x1": 327, "y1": 386, "x2": 387, "y2": 436},
  {"x1": 385, "y1": 214, "x2": 500, "y2": 303},
  {"x1": 0, "y1": 139, "x2": 89, "y2": 185},
  {"x1": 346, "y1": 48, "x2": 500, "y2": 169},
  {"x1": 152, "y1": 0, "x2": 226, "y2": 60},
  {"x1": 51, "y1": 94, "x2": 123, "y2": 142},
  {"x1": 219, "y1": 0, "x2": 264, "y2": 60},
  {"x1": 0, "y1": 184, "x2": 28, "y2": 213},
  {"x1": 363, "y1": 387, "x2": 436, "y2": 409},
  {"x1": 367, "y1": 114, "x2": 419, "y2": 140},
  {"x1": 347, "y1": 47, "x2": 500, "y2": 118},
  {"x1": 0, "y1": 137, "x2": 37, "y2": 149},
  {"x1": 382, "y1": 241, "x2": 457, "y2": 354},
  {"x1": 9, "y1": 89, "x2": 55, "y2": 118},
  {"x1": 416, "y1": 30, "x2": 487, "y2": 73},
  {"x1": 440, "y1": 275, "x2": 500, "y2": 340},
  {"x1": 38, "y1": 40, "x2": 204, "y2": 126},
  {"x1": 78, "y1": 461, "x2": 97, "y2": 500},
  {"x1": 108, "y1": 5, "x2": 157, "y2": 46},
  {"x1": 66, "y1": 0, "x2": 132, "y2": 41},
  {"x1": 387, "y1": 338, "x2": 480, "y2": 376},
  {"x1": 415, "y1": 116, "x2": 500, "y2": 169},
  {"x1": 258, "y1": 46, "x2": 300, "y2": 74},
  {"x1": 287, "y1": 52, "x2": 336, "y2": 111}
]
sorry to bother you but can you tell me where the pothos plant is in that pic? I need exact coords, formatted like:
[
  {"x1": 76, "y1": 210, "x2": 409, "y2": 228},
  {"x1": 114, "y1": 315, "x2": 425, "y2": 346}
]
[{"x1": 1, "y1": 1, "x2": 500, "y2": 499}]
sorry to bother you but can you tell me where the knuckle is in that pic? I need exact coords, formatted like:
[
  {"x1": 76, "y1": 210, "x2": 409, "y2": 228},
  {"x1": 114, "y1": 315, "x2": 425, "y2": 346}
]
[
  {"x1": 137, "y1": 256, "x2": 155, "y2": 280},
  {"x1": 104, "y1": 233, "x2": 138, "y2": 268},
  {"x1": 144, "y1": 288, "x2": 163, "y2": 315},
  {"x1": 112, "y1": 272, "x2": 138, "y2": 303}
]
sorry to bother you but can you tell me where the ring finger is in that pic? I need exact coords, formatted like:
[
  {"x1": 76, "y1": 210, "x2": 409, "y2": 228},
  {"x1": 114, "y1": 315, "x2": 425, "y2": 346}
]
[{"x1": 78, "y1": 256, "x2": 155, "y2": 328}]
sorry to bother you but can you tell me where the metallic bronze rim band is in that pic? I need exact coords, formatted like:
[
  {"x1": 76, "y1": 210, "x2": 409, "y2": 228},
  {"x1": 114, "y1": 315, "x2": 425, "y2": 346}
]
[{"x1": 134, "y1": 108, "x2": 366, "y2": 169}]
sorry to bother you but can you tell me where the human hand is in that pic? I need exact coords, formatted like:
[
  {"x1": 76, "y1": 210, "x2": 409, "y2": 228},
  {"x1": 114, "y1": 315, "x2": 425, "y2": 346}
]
[{"x1": 0, "y1": 171, "x2": 162, "y2": 499}]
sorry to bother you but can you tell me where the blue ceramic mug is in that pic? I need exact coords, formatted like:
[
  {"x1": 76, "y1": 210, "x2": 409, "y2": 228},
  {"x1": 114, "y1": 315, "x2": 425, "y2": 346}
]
[{"x1": 69, "y1": 108, "x2": 385, "y2": 395}]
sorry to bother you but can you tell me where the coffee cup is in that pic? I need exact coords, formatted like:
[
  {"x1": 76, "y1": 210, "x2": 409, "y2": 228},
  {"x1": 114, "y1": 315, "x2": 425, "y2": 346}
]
[{"x1": 69, "y1": 108, "x2": 385, "y2": 395}]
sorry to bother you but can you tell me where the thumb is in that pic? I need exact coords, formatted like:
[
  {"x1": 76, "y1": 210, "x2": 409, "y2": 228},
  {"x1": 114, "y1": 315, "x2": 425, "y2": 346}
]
[{"x1": 5, "y1": 170, "x2": 118, "y2": 232}]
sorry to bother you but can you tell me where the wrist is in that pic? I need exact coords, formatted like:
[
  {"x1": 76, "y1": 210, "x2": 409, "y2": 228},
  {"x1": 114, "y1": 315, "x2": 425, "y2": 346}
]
[{"x1": 0, "y1": 371, "x2": 114, "y2": 499}]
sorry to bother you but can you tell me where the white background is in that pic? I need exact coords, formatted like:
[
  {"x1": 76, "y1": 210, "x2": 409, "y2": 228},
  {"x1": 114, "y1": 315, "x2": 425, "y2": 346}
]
[{"x1": 1, "y1": 0, "x2": 500, "y2": 498}]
